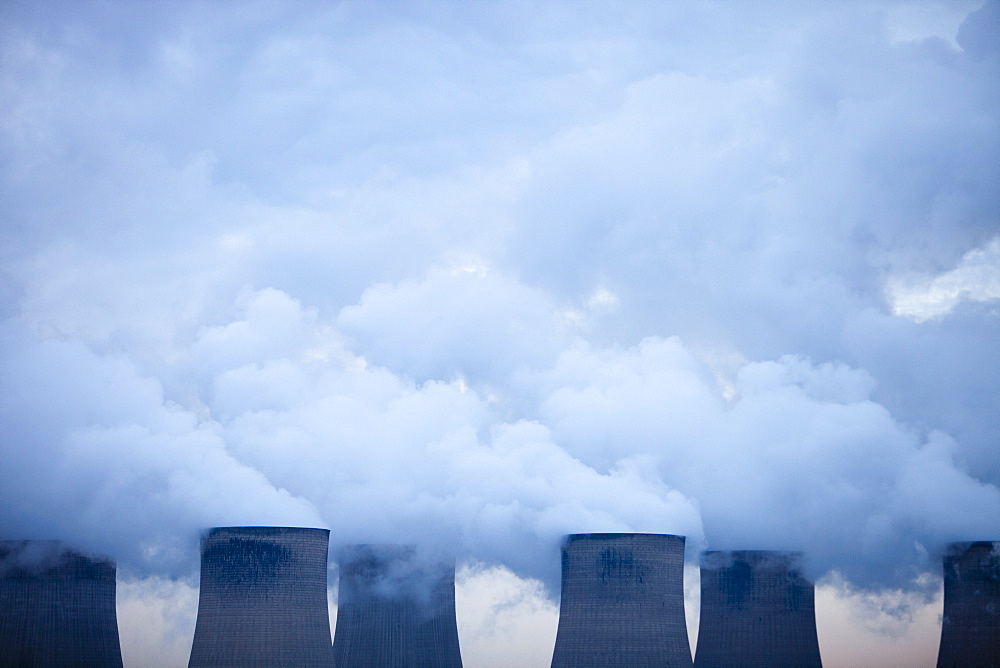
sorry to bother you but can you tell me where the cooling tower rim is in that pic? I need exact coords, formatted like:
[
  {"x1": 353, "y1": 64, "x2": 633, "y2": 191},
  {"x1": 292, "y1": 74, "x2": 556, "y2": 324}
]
[
  {"x1": 944, "y1": 539, "x2": 999, "y2": 550},
  {"x1": 0, "y1": 539, "x2": 116, "y2": 563},
  {"x1": 563, "y1": 532, "x2": 687, "y2": 541},
  {"x1": 1, "y1": 540, "x2": 117, "y2": 579},
  {"x1": 201, "y1": 526, "x2": 331, "y2": 545},
  {"x1": 202, "y1": 525, "x2": 330, "y2": 535},
  {"x1": 700, "y1": 549, "x2": 805, "y2": 557},
  {"x1": 335, "y1": 543, "x2": 417, "y2": 559},
  {"x1": 699, "y1": 549, "x2": 808, "y2": 572},
  {"x1": 334, "y1": 544, "x2": 459, "y2": 567},
  {"x1": 943, "y1": 540, "x2": 1000, "y2": 562}
]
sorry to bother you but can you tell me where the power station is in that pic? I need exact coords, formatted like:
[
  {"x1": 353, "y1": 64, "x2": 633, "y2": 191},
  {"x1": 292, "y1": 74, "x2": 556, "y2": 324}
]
[
  {"x1": 187, "y1": 526, "x2": 335, "y2": 667},
  {"x1": 8, "y1": 528, "x2": 997, "y2": 666},
  {"x1": 332, "y1": 544, "x2": 463, "y2": 667},
  {"x1": 693, "y1": 550, "x2": 822, "y2": 667},
  {"x1": 550, "y1": 533, "x2": 692, "y2": 667},
  {"x1": 0, "y1": 540, "x2": 123, "y2": 667},
  {"x1": 936, "y1": 540, "x2": 999, "y2": 667}
]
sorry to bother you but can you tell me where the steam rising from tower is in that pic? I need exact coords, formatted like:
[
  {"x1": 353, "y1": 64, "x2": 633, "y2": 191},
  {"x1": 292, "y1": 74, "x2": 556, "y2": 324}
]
[
  {"x1": 187, "y1": 526, "x2": 335, "y2": 667},
  {"x1": 937, "y1": 541, "x2": 999, "y2": 668},
  {"x1": 0, "y1": 540, "x2": 123, "y2": 667},
  {"x1": 550, "y1": 533, "x2": 692, "y2": 667},
  {"x1": 332, "y1": 544, "x2": 463, "y2": 667},
  {"x1": 693, "y1": 550, "x2": 822, "y2": 667}
]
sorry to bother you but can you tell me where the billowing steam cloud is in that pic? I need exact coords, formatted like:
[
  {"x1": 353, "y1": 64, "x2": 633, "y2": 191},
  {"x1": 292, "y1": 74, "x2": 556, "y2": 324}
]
[{"x1": 1, "y1": 0, "x2": 998, "y2": 663}]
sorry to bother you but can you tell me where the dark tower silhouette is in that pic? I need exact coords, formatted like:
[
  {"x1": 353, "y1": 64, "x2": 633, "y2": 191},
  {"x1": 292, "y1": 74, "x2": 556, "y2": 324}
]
[
  {"x1": 0, "y1": 540, "x2": 123, "y2": 667},
  {"x1": 332, "y1": 544, "x2": 463, "y2": 667},
  {"x1": 937, "y1": 541, "x2": 999, "y2": 668},
  {"x1": 693, "y1": 550, "x2": 822, "y2": 667},
  {"x1": 550, "y1": 533, "x2": 692, "y2": 667},
  {"x1": 188, "y1": 526, "x2": 335, "y2": 667}
]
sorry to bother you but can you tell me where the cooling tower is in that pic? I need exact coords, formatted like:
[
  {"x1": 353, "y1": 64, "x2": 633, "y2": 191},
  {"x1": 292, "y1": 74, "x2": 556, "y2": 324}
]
[
  {"x1": 550, "y1": 533, "x2": 692, "y2": 667},
  {"x1": 937, "y1": 541, "x2": 999, "y2": 668},
  {"x1": 693, "y1": 550, "x2": 822, "y2": 667},
  {"x1": 188, "y1": 526, "x2": 335, "y2": 667},
  {"x1": 332, "y1": 544, "x2": 463, "y2": 667},
  {"x1": 0, "y1": 540, "x2": 123, "y2": 667}
]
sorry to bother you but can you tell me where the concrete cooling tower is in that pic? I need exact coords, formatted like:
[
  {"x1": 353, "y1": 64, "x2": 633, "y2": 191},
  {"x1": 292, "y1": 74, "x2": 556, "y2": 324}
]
[
  {"x1": 693, "y1": 550, "x2": 822, "y2": 667},
  {"x1": 332, "y1": 544, "x2": 463, "y2": 667},
  {"x1": 937, "y1": 541, "x2": 999, "y2": 668},
  {"x1": 550, "y1": 533, "x2": 692, "y2": 667},
  {"x1": 0, "y1": 540, "x2": 123, "y2": 667},
  {"x1": 187, "y1": 526, "x2": 335, "y2": 667}
]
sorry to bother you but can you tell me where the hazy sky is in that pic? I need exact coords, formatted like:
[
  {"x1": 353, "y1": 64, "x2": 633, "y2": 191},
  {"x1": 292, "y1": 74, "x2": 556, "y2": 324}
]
[{"x1": 1, "y1": 1, "x2": 997, "y2": 665}]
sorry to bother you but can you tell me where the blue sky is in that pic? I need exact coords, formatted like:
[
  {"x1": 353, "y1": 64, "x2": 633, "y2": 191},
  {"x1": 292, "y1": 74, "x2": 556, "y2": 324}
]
[{"x1": 1, "y1": 1, "x2": 997, "y2": 664}]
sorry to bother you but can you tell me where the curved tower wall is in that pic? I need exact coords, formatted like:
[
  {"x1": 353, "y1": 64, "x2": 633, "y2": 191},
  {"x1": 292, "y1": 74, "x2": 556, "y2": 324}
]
[
  {"x1": 0, "y1": 540, "x2": 123, "y2": 667},
  {"x1": 937, "y1": 541, "x2": 999, "y2": 668},
  {"x1": 550, "y1": 533, "x2": 692, "y2": 667},
  {"x1": 332, "y1": 544, "x2": 463, "y2": 668},
  {"x1": 188, "y1": 526, "x2": 335, "y2": 667},
  {"x1": 693, "y1": 550, "x2": 822, "y2": 668}
]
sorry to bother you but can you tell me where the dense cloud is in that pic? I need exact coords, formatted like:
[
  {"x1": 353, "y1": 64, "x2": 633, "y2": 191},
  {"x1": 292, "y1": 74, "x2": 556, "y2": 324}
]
[{"x1": 1, "y1": 0, "x2": 997, "y2": 624}]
